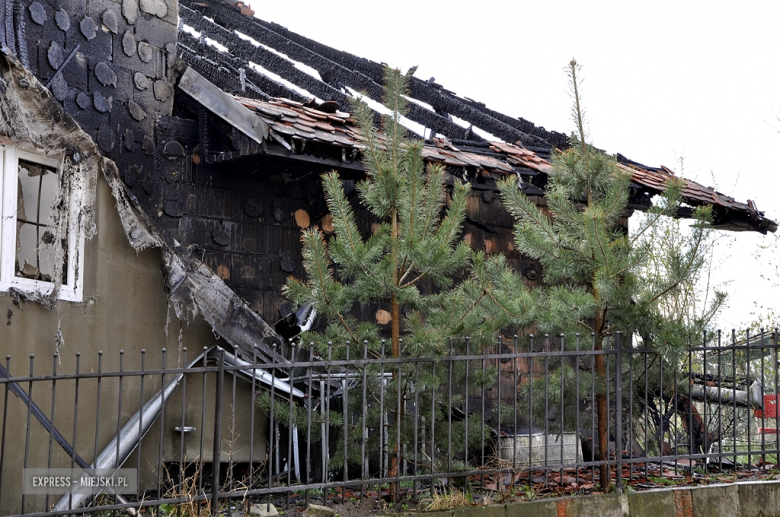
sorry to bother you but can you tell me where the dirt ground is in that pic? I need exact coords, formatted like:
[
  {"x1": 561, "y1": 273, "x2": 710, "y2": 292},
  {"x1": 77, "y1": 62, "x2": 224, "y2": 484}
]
[{"x1": 241, "y1": 462, "x2": 780, "y2": 516}]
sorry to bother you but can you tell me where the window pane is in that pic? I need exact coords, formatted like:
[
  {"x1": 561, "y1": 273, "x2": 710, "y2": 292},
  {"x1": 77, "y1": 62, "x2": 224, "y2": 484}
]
[
  {"x1": 17, "y1": 222, "x2": 38, "y2": 271},
  {"x1": 15, "y1": 159, "x2": 61, "y2": 283}
]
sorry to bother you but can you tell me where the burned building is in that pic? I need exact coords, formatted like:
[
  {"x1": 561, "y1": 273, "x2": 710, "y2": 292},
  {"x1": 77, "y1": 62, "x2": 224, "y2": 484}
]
[{"x1": 0, "y1": 0, "x2": 775, "y2": 513}]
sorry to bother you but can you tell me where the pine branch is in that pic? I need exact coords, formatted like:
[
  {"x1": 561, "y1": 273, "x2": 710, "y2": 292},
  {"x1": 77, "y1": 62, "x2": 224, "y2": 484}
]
[{"x1": 568, "y1": 59, "x2": 588, "y2": 151}]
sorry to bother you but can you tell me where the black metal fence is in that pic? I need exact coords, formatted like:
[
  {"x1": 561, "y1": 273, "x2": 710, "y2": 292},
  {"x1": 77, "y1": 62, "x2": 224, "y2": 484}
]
[{"x1": 1, "y1": 329, "x2": 779, "y2": 516}]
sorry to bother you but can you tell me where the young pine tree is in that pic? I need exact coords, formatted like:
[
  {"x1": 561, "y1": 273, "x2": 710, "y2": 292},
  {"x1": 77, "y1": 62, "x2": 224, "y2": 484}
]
[
  {"x1": 278, "y1": 67, "x2": 534, "y2": 498},
  {"x1": 498, "y1": 59, "x2": 720, "y2": 489}
]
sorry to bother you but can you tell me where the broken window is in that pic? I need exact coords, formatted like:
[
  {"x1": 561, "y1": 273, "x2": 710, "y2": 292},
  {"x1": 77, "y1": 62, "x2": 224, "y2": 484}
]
[
  {"x1": 16, "y1": 159, "x2": 61, "y2": 283},
  {"x1": 0, "y1": 146, "x2": 84, "y2": 302}
]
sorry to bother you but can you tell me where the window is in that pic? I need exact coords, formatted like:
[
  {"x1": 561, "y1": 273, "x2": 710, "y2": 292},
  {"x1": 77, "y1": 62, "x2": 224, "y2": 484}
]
[{"x1": 0, "y1": 146, "x2": 84, "y2": 302}]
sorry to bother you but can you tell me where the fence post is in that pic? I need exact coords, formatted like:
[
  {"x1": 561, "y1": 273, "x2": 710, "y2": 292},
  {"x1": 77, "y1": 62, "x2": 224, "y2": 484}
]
[
  {"x1": 211, "y1": 348, "x2": 225, "y2": 514},
  {"x1": 615, "y1": 332, "x2": 623, "y2": 494}
]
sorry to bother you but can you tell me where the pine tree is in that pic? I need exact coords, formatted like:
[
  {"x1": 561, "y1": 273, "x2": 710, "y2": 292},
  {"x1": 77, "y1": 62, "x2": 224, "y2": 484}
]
[
  {"x1": 497, "y1": 59, "x2": 720, "y2": 489},
  {"x1": 275, "y1": 67, "x2": 535, "y2": 499}
]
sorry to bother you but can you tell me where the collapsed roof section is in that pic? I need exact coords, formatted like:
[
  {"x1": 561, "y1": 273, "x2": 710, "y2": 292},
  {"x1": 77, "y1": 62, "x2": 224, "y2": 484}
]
[
  {"x1": 177, "y1": 0, "x2": 775, "y2": 234},
  {"x1": 176, "y1": 0, "x2": 567, "y2": 152}
]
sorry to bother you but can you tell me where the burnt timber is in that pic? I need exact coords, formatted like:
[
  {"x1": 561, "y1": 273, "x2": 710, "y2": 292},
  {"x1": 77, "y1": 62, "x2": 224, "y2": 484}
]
[
  {"x1": 165, "y1": 0, "x2": 777, "y2": 329},
  {"x1": 2, "y1": 0, "x2": 777, "y2": 356}
]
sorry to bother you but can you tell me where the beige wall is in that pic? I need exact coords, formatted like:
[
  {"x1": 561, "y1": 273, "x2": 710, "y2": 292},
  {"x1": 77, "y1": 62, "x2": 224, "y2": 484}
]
[{"x1": 0, "y1": 176, "x2": 267, "y2": 514}]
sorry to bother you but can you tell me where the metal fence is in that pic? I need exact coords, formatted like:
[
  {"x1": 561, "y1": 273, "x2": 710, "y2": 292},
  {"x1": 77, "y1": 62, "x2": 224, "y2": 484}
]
[{"x1": 1, "y1": 329, "x2": 779, "y2": 516}]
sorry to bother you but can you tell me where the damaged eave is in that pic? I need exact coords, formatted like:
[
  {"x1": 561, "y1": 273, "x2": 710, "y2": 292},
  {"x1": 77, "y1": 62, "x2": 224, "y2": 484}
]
[
  {"x1": 175, "y1": 45, "x2": 775, "y2": 235},
  {"x1": 176, "y1": 61, "x2": 269, "y2": 144},
  {"x1": 0, "y1": 51, "x2": 287, "y2": 365}
]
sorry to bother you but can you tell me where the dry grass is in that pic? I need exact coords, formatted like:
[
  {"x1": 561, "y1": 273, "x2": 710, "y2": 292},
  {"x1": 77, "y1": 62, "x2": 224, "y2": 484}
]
[
  {"x1": 161, "y1": 461, "x2": 210, "y2": 516},
  {"x1": 418, "y1": 487, "x2": 474, "y2": 511},
  {"x1": 156, "y1": 410, "x2": 260, "y2": 516}
]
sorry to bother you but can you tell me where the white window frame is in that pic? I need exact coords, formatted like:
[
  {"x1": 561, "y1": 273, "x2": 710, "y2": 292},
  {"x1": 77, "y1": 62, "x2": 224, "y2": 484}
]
[{"x1": 0, "y1": 146, "x2": 84, "y2": 302}]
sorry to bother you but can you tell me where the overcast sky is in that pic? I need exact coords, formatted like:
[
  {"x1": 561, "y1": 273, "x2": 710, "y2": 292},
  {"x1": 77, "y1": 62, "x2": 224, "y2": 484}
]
[{"x1": 250, "y1": 1, "x2": 780, "y2": 330}]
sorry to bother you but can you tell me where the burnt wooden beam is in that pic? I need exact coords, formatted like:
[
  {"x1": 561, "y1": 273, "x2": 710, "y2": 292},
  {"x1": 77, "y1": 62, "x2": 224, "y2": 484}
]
[
  {"x1": 180, "y1": 5, "x2": 349, "y2": 103},
  {"x1": 179, "y1": 36, "x2": 287, "y2": 100},
  {"x1": 205, "y1": 133, "x2": 366, "y2": 173},
  {"x1": 179, "y1": 1, "x2": 476, "y2": 141},
  {"x1": 184, "y1": 1, "x2": 565, "y2": 149}
]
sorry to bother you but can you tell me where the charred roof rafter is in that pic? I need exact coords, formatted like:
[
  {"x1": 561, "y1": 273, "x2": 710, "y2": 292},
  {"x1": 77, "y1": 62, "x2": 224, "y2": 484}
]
[
  {"x1": 179, "y1": 33, "x2": 296, "y2": 102},
  {"x1": 179, "y1": 0, "x2": 486, "y2": 141},
  {"x1": 180, "y1": 6, "x2": 348, "y2": 101},
  {"x1": 187, "y1": 1, "x2": 565, "y2": 149}
]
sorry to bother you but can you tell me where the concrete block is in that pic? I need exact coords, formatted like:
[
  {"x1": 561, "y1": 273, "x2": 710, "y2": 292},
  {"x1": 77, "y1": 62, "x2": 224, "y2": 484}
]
[
  {"x1": 739, "y1": 481, "x2": 780, "y2": 517},
  {"x1": 627, "y1": 490, "x2": 676, "y2": 517},
  {"x1": 453, "y1": 504, "x2": 506, "y2": 517},
  {"x1": 564, "y1": 494, "x2": 624, "y2": 517},
  {"x1": 505, "y1": 499, "x2": 558, "y2": 517},
  {"x1": 690, "y1": 484, "x2": 739, "y2": 517}
]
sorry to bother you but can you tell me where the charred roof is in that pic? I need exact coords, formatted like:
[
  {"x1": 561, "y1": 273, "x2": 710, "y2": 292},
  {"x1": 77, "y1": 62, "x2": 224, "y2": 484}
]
[{"x1": 176, "y1": 0, "x2": 776, "y2": 234}]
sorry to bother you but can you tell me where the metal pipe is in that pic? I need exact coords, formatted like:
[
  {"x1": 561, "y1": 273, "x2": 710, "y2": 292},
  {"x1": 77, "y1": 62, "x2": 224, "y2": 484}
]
[
  {"x1": 689, "y1": 380, "x2": 763, "y2": 410},
  {"x1": 220, "y1": 347, "x2": 304, "y2": 398},
  {"x1": 53, "y1": 348, "x2": 213, "y2": 512},
  {"x1": 211, "y1": 348, "x2": 225, "y2": 514}
]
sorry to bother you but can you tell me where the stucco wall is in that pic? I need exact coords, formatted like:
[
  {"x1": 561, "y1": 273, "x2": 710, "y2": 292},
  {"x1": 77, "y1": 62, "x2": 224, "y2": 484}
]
[{"x1": 0, "y1": 174, "x2": 266, "y2": 514}]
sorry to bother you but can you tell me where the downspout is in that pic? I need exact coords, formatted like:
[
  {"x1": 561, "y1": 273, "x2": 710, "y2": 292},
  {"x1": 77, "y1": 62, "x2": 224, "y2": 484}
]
[
  {"x1": 53, "y1": 346, "x2": 303, "y2": 512},
  {"x1": 53, "y1": 347, "x2": 214, "y2": 512}
]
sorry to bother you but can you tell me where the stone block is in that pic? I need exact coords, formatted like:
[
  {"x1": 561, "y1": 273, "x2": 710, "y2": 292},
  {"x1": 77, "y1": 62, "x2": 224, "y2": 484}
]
[
  {"x1": 389, "y1": 513, "x2": 452, "y2": 517},
  {"x1": 162, "y1": 0, "x2": 178, "y2": 26},
  {"x1": 249, "y1": 503, "x2": 279, "y2": 517},
  {"x1": 62, "y1": 51, "x2": 89, "y2": 91},
  {"x1": 61, "y1": 0, "x2": 87, "y2": 19},
  {"x1": 134, "y1": 12, "x2": 176, "y2": 49},
  {"x1": 71, "y1": 104, "x2": 111, "y2": 135},
  {"x1": 690, "y1": 484, "x2": 739, "y2": 517},
  {"x1": 739, "y1": 481, "x2": 780, "y2": 517},
  {"x1": 86, "y1": 0, "x2": 122, "y2": 24},
  {"x1": 673, "y1": 488, "x2": 693, "y2": 517},
  {"x1": 305, "y1": 504, "x2": 335, "y2": 517}
]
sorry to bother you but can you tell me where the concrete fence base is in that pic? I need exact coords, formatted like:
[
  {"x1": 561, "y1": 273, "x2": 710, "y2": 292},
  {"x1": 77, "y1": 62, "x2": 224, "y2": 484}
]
[{"x1": 391, "y1": 480, "x2": 780, "y2": 517}]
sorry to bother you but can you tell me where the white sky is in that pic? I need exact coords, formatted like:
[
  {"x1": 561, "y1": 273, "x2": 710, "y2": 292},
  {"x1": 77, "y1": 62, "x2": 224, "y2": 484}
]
[{"x1": 251, "y1": 0, "x2": 780, "y2": 330}]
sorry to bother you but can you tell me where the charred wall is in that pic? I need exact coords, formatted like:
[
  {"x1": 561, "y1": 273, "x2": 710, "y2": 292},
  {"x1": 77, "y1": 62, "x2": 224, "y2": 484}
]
[
  {"x1": 17, "y1": 0, "x2": 179, "y2": 198},
  {"x1": 143, "y1": 97, "x2": 546, "y2": 327}
]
